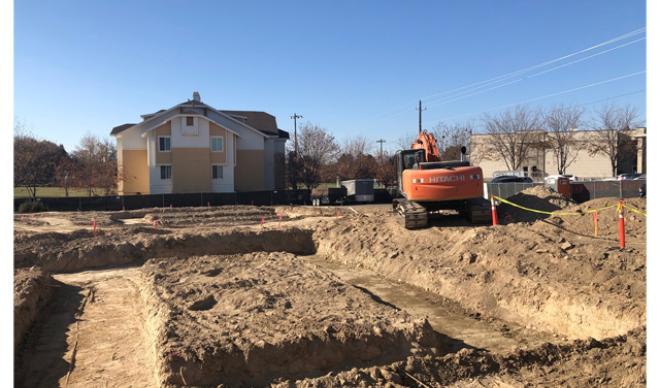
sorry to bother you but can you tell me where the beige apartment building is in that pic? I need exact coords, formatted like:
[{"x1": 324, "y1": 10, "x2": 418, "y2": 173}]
[
  {"x1": 111, "y1": 92, "x2": 289, "y2": 195},
  {"x1": 470, "y1": 128, "x2": 646, "y2": 180}
]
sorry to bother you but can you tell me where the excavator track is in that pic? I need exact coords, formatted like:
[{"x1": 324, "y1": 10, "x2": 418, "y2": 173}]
[
  {"x1": 394, "y1": 199, "x2": 428, "y2": 229},
  {"x1": 394, "y1": 198, "x2": 491, "y2": 229}
]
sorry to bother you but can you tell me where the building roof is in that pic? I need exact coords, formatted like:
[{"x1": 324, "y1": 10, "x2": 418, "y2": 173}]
[
  {"x1": 110, "y1": 123, "x2": 136, "y2": 135},
  {"x1": 110, "y1": 94, "x2": 289, "y2": 140},
  {"x1": 221, "y1": 110, "x2": 289, "y2": 139}
]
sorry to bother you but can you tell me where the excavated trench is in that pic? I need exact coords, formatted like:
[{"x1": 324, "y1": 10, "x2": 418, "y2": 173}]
[{"x1": 14, "y1": 213, "x2": 645, "y2": 386}]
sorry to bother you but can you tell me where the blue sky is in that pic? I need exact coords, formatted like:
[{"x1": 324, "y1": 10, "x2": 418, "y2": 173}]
[{"x1": 15, "y1": 0, "x2": 646, "y2": 152}]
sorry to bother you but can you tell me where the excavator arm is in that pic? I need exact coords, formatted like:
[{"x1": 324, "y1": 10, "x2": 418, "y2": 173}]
[{"x1": 410, "y1": 130, "x2": 441, "y2": 162}]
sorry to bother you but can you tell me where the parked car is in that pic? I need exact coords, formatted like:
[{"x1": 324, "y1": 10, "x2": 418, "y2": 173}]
[
  {"x1": 544, "y1": 175, "x2": 577, "y2": 185},
  {"x1": 491, "y1": 175, "x2": 533, "y2": 183}
]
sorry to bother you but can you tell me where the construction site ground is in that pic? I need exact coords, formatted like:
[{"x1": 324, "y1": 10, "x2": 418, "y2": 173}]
[{"x1": 14, "y1": 187, "x2": 646, "y2": 387}]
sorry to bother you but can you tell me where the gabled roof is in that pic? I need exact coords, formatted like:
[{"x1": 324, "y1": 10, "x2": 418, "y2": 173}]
[
  {"x1": 111, "y1": 123, "x2": 136, "y2": 135},
  {"x1": 220, "y1": 111, "x2": 278, "y2": 134},
  {"x1": 110, "y1": 94, "x2": 286, "y2": 139}
]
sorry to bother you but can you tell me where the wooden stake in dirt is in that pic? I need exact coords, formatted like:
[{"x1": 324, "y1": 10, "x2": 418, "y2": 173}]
[
  {"x1": 593, "y1": 210, "x2": 599, "y2": 237},
  {"x1": 92, "y1": 219, "x2": 97, "y2": 236}
]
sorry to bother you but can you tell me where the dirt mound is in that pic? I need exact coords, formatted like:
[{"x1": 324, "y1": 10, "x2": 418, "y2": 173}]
[
  {"x1": 279, "y1": 327, "x2": 645, "y2": 387},
  {"x1": 14, "y1": 268, "x2": 58, "y2": 350},
  {"x1": 314, "y1": 211, "x2": 645, "y2": 340},
  {"x1": 550, "y1": 197, "x2": 647, "y2": 240},
  {"x1": 141, "y1": 253, "x2": 438, "y2": 386},
  {"x1": 15, "y1": 226, "x2": 316, "y2": 273},
  {"x1": 497, "y1": 185, "x2": 575, "y2": 223}
]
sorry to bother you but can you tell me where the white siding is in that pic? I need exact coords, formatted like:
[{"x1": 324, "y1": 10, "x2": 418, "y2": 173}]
[
  {"x1": 171, "y1": 116, "x2": 210, "y2": 148},
  {"x1": 116, "y1": 127, "x2": 147, "y2": 150}
]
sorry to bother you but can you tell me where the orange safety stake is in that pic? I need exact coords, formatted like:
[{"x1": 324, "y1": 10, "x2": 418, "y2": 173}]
[
  {"x1": 278, "y1": 213, "x2": 283, "y2": 221},
  {"x1": 593, "y1": 210, "x2": 599, "y2": 237},
  {"x1": 490, "y1": 197, "x2": 499, "y2": 226},
  {"x1": 92, "y1": 218, "x2": 97, "y2": 236},
  {"x1": 260, "y1": 217, "x2": 265, "y2": 226},
  {"x1": 618, "y1": 200, "x2": 625, "y2": 249}
]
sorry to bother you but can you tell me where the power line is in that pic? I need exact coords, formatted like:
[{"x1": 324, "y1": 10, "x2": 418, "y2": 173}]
[
  {"x1": 369, "y1": 27, "x2": 645, "y2": 123},
  {"x1": 376, "y1": 138, "x2": 386, "y2": 158},
  {"x1": 422, "y1": 27, "x2": 645, "y2": 102},
  {"x1": 289, "y1": 113, "x2": 303, "y2": 155},
  {"x1": 424, "y1": 36, "x2": 646, "y2": 109},
  {"x1": 416, "y1": 100, "x2": 426, "y2": 133},
  {"x1": 429, "y1": 71, "x2": 645, "y2": 122}
]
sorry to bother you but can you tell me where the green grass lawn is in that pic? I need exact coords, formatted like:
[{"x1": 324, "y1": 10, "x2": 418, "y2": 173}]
[{"x1": 14, "y1": 187, "x2": 114, "y2": 198}]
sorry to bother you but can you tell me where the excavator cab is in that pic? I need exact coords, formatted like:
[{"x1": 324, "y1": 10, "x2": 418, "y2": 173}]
[{"x1": 395, "y1": 149, "x2": 425, "y2": 194}]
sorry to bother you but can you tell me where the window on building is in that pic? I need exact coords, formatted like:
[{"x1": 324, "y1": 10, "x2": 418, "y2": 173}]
[
  {"x1": 186, "y1": 116, "x2": 194, "y2": 126},
  {"x1": 212, "y1": 165, "x2": 223, "y2": 179},
  {"x1": 160, "y1": 165, "x2": 172, "y2": 180},
  {"x1": 211, "y1": 136, "x2": 224, "y2": 152},
  {"x1": 158, "y1": 136, "x2": 171, "y2": 152}
]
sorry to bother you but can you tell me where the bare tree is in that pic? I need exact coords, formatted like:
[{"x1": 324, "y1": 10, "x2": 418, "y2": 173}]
[
  {"x1": 14, "y1": 123, "x2": 68, "y2": 198},
  {"x1": 587, "y1": 104, "x2": 639, "y2": 176},
  {"x1": 72, "y1": 135, "x2": 117, "y2": 196},
  {"x1": 544, "y1": 105, "x2": 583, "y2": 175},
  {"x1": 287, "y1": 123, "x2": 339, "y2": 189},
  {"x1": 395, "y1": 132, "x2": 418, "y2": 150},
  {"x1": 338, "y1": 136, "x2": 378, "y2": 179},
  {"x1": 479, "y1": 105, "x2": 544, "y2": 170},
  {"x1": 375, "y1": 151, "x2": 397, "y2": 187},
  {"x1": 432, "y1": 121, "x2": 473, "y2": 160}
]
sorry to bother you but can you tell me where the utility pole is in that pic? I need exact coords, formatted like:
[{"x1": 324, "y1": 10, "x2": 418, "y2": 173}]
[
  {"x1": 290, "y1": 113, "x2": 303, "y2": 155},
  {"x1": 416, "y1": 100, "x2": 426, "y2": 133},
  {"x1": 376, "y1": 139, "x2": 386, "y2": 159}
]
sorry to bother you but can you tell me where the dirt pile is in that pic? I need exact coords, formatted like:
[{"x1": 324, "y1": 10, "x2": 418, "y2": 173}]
[
  {"x1": 277, "y1": 327, "x2": 645, "y2": 387},
  {"x1": 497, "y1": 185, "x2": 575, "y2": 223},
  {"x1": 14, "y1": 226, "x2": 315, "y2": 273},
  {"x1": 14, "y1": 268, "x2": 58, "y2": 350},
  {"x1": 140, "y1": 252, "x2": 438, "y2": 386},
  {"x1": 549, "y1": 197, "x2": 647, "y2": 240},
  {"x1": 314, "y1": 208, "x2": 645, "y2": 340}
]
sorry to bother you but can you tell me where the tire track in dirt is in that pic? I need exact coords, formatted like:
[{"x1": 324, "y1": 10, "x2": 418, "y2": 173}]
[
  {"x1": 17, "y1": 268, "x2": 157, "y2": 388},
  {"x1": 305, "y1": 255, "x2": 556, "y2": 353}
]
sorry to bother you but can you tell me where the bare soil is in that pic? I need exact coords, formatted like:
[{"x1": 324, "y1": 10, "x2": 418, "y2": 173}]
[
  {"x1": 141, "y1": 252, "x2": 440, "y2": 386},
  {"x1": 14, "y1": 200, "x2": 646, "y2": 387}
]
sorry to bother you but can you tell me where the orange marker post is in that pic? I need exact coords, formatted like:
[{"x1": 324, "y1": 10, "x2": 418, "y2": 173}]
[
  {"x1": 92, "y1": 218, "x2": 97, "y2": 236},
  {"x1": 260, "y1": 217, "x2": 265, "y2": 227},
  {"x1": 618, "y1": 200, "x2": 625, "y2": 249},
  {"x1": 593, "y1": 210, "x2": 599, "y2": 237},
  {"x1": 490, "y1": 197, "x2": 499, "y2": 226}
]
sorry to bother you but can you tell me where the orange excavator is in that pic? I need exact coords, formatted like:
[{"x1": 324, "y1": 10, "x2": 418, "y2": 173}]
[{"x1": 393, "y1": 130, "x2": 490, "y2": 229}]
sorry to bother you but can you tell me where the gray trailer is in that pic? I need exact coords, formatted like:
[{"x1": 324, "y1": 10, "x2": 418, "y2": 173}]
[{"x1": 341, "y1": 179, "x2": 375, "y2": 203}]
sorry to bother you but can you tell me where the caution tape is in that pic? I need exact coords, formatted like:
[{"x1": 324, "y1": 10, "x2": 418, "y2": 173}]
[
  {"x1": 492, "y1": 196, "x2": 618, "y2": 217},
  {"x1": 624, "y1": 204, "x2": 647, "y2": 217}
]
